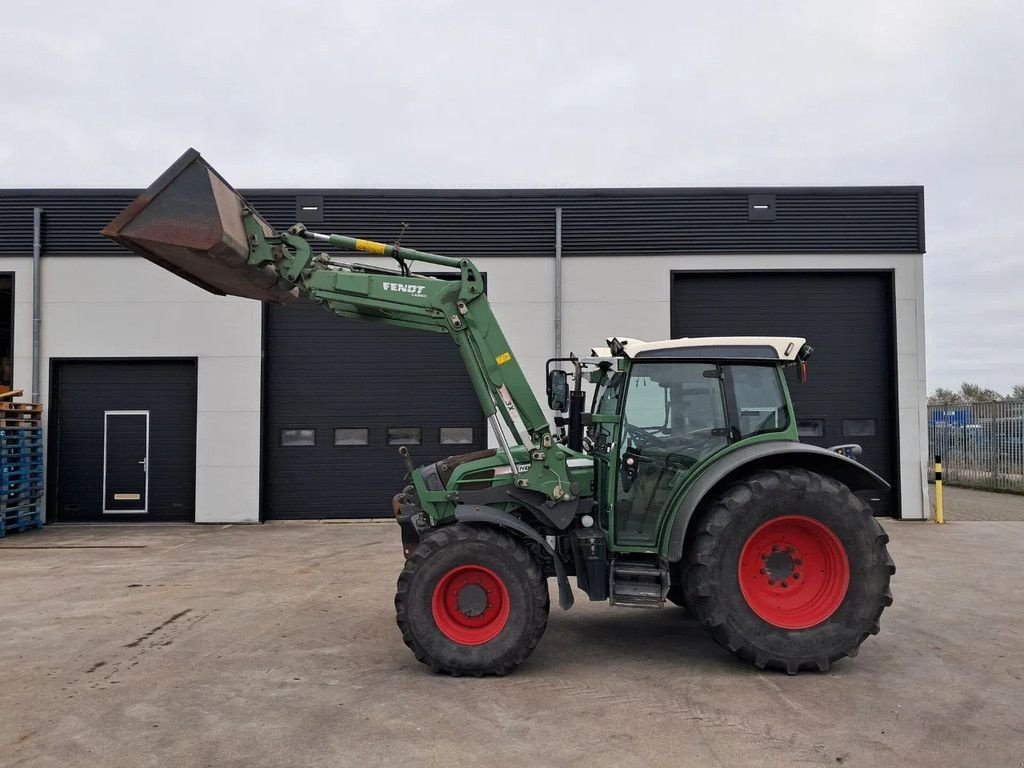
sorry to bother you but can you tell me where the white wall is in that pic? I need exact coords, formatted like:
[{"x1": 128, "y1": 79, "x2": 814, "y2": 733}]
[
  {"x1": 3, "y1": 255, "x2": 264, "y2": 523},
  {"x1": 4, "y1": 249, "x2": 928, "y2": 523}
]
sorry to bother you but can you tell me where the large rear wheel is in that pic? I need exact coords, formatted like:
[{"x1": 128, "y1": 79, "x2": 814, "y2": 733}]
[
  {"x1": 682, "y1": 468, "x2": 894, "y2": 674},
  {"x1": 395, "y1": 523, "x2": 549, "y2": 676}
]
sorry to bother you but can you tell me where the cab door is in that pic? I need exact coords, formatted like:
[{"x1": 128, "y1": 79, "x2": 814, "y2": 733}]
[
  {"x1": 612, "y1": 362, "x2": 730, "y2": 548},
  {"x1": 591, "y1": 370, "x2": 625, "y2": 535}
]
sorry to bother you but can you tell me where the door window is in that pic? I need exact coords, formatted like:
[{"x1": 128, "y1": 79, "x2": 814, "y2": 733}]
[
  {"x1": 440, "y1": 427, "x2": 474, "y2": 445},
  {"x1": 614, "y1": 362, "x2": 729, "y2": 545},
  {"x1": 387, "y1": 427, "x2": 422, "y2": 446},
  {"x1": 334, "y1": 428, "x2": 369, "y2": 446}
]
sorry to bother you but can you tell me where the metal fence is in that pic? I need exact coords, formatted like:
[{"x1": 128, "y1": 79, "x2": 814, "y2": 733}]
[{"x1": 928, "y1": 400, "x2": 1024, "y2": 493}]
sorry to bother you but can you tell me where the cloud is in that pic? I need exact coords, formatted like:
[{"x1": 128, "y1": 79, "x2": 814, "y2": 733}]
[{"x1": 1, "y1": 0, "x2": 1021, "y2": 389}]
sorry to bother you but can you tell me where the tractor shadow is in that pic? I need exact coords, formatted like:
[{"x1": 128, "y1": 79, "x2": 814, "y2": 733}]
[{"x1": 536, "y1": 604, "x2": 742, "y2": 673}]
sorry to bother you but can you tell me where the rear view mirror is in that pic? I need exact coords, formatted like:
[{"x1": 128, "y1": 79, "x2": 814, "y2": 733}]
[{"x1": 547, "y1": 369, "x2": 569, "y2": 411}]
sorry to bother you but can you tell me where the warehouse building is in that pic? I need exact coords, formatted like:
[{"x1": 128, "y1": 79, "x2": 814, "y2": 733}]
[{"x1": 0, "y1": 186, "x2": 927, "y2": 523}]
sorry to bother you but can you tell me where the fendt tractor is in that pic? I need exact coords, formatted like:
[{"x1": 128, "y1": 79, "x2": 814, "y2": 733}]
[{"x1": 104, "y1": 149, "x2": 894, "y2": 676}]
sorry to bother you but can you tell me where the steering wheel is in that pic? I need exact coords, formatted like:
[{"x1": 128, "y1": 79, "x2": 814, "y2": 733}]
[
  {"x1": 624, "y1": 423, "x2": 666, "y2": 451},
  {"x1": 662, "y1": 427, "x2": 721, "y2": 466}
]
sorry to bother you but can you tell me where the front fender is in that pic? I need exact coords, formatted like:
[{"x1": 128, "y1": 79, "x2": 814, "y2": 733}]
[
  {"x1": 454, "y1": 504, "x2": 575, "y2": 610},
  {"x1": 662, "y1": 441, "x2": 889, "y2": 562}
]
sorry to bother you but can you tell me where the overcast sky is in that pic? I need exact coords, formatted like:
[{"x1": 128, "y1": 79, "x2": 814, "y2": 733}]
[{"x1": 2, "y1": 1, "x2": 1021, "y2": 391}]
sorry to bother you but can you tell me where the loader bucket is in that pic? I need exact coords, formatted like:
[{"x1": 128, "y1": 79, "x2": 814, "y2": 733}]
[{"x1": 101, "y1": 148, "x2": 298, "y2": 304}]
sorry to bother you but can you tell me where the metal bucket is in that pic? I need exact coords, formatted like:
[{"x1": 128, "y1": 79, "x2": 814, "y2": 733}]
[{"x1": 101, "y1": 148, "x2": 297, "y2": 304}]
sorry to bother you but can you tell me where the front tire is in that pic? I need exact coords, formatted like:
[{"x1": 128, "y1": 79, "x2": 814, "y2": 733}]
[
  {"x1": 682, "y1": 468, "x2": 894, "y2": 674},
  {"x1": 395, "y1": 523, "x2": 549, "y2": 676}
]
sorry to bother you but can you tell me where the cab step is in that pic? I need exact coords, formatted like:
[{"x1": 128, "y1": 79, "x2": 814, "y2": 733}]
[{"x1": 609, "y1": 560, "x2": 668, "y2": 608}]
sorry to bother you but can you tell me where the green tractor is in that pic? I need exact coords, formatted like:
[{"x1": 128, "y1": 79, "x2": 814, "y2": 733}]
[{"x1": 105, "y1": 149, "x2": 895, "y2": 677}]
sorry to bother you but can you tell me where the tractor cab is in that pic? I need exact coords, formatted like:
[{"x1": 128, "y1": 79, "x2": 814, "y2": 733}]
[{"x1": 547, "y1": 337, "x2": 813, "y2": 550}]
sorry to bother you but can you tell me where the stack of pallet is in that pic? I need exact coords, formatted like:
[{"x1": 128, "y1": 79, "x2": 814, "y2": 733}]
[{"x1": 0, "y1": 393, "x2": 43, "y2": 538}]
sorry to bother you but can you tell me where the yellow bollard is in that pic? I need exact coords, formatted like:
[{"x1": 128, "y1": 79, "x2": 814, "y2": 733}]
[{"x1": 934, "y1": 454, "x2": 944, "y2": 524}]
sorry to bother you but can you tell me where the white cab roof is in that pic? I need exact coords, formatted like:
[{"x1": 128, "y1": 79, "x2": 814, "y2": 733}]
[{"x1": 592, "y1": 336, "x2": 807, "y2": 361}]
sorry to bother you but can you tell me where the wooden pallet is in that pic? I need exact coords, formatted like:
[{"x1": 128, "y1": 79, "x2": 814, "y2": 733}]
[
  {"x1": 1, "y1": 454, "x2": 43, "y2": 465},
  {"x1": 1, "y1": 492, "x2": 43, "y2": 508},
  {"x1": 0, "y1": 462, "x2": 44, "y2": 473},
  {"x1": 0, "y1": 420, "x2": 41, "y2": 430},
  {"x1": 0, "y1": 505, "x2": 43, "y2": 538},
  {"x1": 1, "y1": 444, "x2": 43, "y2": 454},
  {"x1": 0, "y1": 436, "x2": 43, "y2": 447},
  {"x1": 1, "y1": 484, "x2": 45, "y2": 497},
  {"x1": 0, "y1": 400, "x2": 44, "y2": 530},
  {"x1": 1, "y1": 458, "x2": 43, "y2": 470},
  {"x1": 0, "y1": 403, "x2": 42, "y2": 414},
  {"x1": 2, "y1": 479, "x2": 42, "y2": 489}
]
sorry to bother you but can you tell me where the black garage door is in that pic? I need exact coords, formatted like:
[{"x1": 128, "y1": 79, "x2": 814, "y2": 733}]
[
  {"x1": 671, "y1": 271, "x2": 897, "y2": 516},
  {"x1": 263, "y1": 299, "x2": 487, "y2": 519},
  {"x1": 47, "y1": 359, "x2": 198, "y2": 522}
]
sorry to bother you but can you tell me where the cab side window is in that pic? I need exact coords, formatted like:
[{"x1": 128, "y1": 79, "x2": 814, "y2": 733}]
[{"x1": 727, "y1": 365, "x2": 790, "y2": 437}]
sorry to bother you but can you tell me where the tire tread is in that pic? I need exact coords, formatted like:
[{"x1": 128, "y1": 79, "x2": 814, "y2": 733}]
[
  {"x1": 682, "y1": 467, "x2": 894, "y2": 675},
  {"x1": 395, "y1": 523, "x2": 549, "y2": 676}
]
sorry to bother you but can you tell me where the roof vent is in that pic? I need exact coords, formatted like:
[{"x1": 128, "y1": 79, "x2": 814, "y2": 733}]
[
  {"x1": 296, "y1": 195, "x2": 323, "y2": 224},
  {"x1": 748, "y1": 193, "x2": 776, "y2": 222}
]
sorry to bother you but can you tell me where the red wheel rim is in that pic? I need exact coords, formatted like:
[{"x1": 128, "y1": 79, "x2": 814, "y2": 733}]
[
  {"x1": 431, "y1": 564, "x2": 511, "y2": 645},
  {"x1": 738, "y1": 515, "x2": 850, "y2": 630}
]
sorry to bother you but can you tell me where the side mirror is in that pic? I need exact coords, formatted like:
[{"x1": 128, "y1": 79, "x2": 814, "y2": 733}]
[{"x1": 547, "y1": 369, "x2": 569, "y2": 411}]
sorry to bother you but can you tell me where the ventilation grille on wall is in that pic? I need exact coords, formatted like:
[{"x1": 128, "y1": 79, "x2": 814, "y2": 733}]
[{"x1": 0, "y1": 187, "x2": 924, "y2": 256}]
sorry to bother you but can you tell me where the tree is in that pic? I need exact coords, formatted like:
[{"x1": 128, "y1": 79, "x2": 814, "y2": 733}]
[
  {"x1": 928, "y1": 382, "x2": 1005, "y2": 405},
  {"x1": 958, "y1": 382, "x2": 1003, "y2": 403},
  {"x1": 1010, "y1": 384, "x2": 1024, "y2": 401},
  {"x1": 928, "y1": 387, "x2": 964, "y2": 406}
]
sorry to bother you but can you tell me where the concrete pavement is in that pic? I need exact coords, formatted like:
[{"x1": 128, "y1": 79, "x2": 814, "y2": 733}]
[{"x1": 1, "y1": 519, "x2": 1022, "y2": 767}]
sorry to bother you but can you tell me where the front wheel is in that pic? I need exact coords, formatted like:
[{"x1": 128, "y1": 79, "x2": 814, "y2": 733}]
[
  {"x1": 682, "y1": 468, "x2": 894, "y2": 674},
  {"x1": 395, "y1": 523, "x2": 549, "y2": 676}
]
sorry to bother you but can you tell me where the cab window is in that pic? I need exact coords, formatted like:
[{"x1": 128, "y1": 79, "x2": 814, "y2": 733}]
[{"x1": 726, "y1": 365, "x2": 790, "y2": 437}]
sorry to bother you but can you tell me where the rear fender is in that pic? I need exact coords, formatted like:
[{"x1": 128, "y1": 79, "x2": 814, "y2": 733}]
[
  {"x1": 662, "y1": 442, "x2": 889, "y2": 562},
  {"x1": 453, "y1": 505, "x2": 575, "y2": 610}
]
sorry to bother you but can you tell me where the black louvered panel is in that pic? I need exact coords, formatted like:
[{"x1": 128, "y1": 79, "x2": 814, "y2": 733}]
[
  {"x1": 560, "y1": 189, "x2": 922, "y2": 255},
  {"x1": 303, "y1": 193, "x2": 556, "y2": 258},
  {"x1": 671, "y1": 271, "x2": 897, "y2": 516},
  {"x1": 0, "y1": 192, "x2": 136, "y2": 253},
  {"x1": 1, "y1": 186, "x2": 924, "y2": 257},
  {"x1": 263, "y1": 297, "x2": 486, "y2": 518}
]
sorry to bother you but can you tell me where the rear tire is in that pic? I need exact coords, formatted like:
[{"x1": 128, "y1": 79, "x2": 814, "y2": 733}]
[
  {"x1": 682, "y1": 468, "x2": 894, "y2": 674},
  {"x1": 395, "y1": 523, "x2": 549, "y2": 676}
]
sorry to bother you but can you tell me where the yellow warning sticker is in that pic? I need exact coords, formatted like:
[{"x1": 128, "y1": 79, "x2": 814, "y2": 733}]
[
  {"x1": 495, "y1": 352, "x2": 512, "y2": 365},
  {"x1": 354, "y1": 238, "x2": 388, "y2": 255}
]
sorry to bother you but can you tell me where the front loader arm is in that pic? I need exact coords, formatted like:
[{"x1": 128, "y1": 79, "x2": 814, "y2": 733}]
[
  {"x1": 100, "y1": 147, "x2": 575, "y2": 503},
  {"x1": 243, "y1": 215, "x2": 555, "y2": 468}
]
